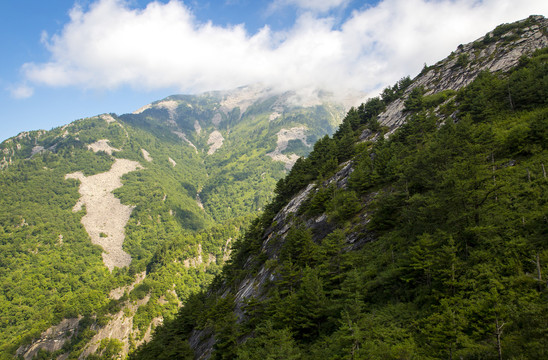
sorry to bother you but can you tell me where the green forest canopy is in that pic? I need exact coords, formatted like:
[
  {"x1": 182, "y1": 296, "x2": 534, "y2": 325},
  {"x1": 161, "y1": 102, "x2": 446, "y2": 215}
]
[{"x1": 132, "y1": 48, "x2": 548, "y2": 360}]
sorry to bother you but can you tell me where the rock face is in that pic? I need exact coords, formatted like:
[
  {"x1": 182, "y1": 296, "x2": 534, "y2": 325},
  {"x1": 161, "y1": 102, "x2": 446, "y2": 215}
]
[
  {"x1": 183, "y1": 243, "x2": 218, "y2": 268},
  {"x1": 218, "y1": 85, "x2": 271, "y2": 117},
  {"x1": 79, "y1": 295, "x2": 152, "y2": 359},
  {"x1": 189, "y1": 158, "x2": 374, "y2": 360},
  {"x1": 87, "y1": 139, "x2": 120, "y2": 155},
  {"x1": 141, "y1": 148, "x2": 153, "y2": 162},
  {"x1": 377, "y1": 15, "x2": 548, "y2": 133},
  {"x1": 207, "y1": 130, "x2": 224, "y2": 155},
  {"x1": 109, "y1": 272, "x2": 147, "y2": 300},
  {"x1": 15, "y1": 272, "x2": 165, "y2": 360},
  {"x1": 185, "y1": 15, "x2": 548, "y2": 359},
  {"x1": 15, "y1": 318, "x2": 81, "y2": 360},
  {"x1": 266, "y1": 126, "x2": 311, "y2": 169}
]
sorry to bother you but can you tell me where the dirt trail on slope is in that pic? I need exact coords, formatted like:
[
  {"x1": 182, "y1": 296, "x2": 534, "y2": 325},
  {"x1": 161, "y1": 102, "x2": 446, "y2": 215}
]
[{"x1": 66, "y1": 158, "x2": 142, "y2": 270}]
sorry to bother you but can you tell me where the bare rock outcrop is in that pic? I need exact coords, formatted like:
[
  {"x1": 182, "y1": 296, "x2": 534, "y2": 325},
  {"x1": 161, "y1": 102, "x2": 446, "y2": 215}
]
[
  {"x1": 218, "y1": 85, "x2": 271, "y2": 116},
  {"x1": 376, "y1": 16, "x2": 548, "y2": 133},
  {"x1": 109, "y1": 272, "x2": 146, "y2": 300},
  {"x1": 173, "y1": 130, "x2": 198, "y2": 153},
  {"x1": 87, "y1": 139, "x2": 120, "y2": 155},
  {"x1": 183, "y1": 244, "x2": 217, "y2": 268},
  {"x1": 79, "y1": 295, "x2": 152, "y2": 359},
  {"x1": 156, "y1": 100, "x2": 179, "y2": 126},
  {"x1": 141, "y1": 148, "x2": 153, "y2": 162},
  {"x1": 15, "y1": 318, "x2": 81, "y2": 360},
  {"x1": 99, "y1": 114, "x2": 116, "y2": 123},
  {"x1": 267, "y1": 126, "x2": 311, "y2": 169},
  {"x1": 207, "y1": 130, "x2": 224, "y2": 155}
]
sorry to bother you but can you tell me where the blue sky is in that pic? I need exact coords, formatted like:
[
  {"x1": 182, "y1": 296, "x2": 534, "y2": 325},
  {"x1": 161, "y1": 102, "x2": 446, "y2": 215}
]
[{"x1": 1, "y1": 0, "x2": 546, "y2": 142}]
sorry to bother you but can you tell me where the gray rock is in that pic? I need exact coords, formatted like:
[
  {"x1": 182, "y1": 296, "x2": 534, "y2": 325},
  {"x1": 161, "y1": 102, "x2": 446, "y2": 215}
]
[{"x1": 378, "y1": 16, "x2": 548, "y2": 132}]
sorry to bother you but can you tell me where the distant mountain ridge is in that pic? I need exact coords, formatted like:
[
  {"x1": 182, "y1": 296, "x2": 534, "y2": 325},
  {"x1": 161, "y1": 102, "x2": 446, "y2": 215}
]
[{"x1": 0, "y1": 85, "x2": 350, "y2": 358}]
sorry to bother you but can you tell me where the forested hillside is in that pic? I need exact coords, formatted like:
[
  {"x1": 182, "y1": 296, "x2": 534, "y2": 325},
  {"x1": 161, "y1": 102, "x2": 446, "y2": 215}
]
[
  {"x1": 0, "y1": 88, "x2": 346, "y2": 359},
  {"x1": 132, "y1": 19, "x2": 548, "y2": 360}
]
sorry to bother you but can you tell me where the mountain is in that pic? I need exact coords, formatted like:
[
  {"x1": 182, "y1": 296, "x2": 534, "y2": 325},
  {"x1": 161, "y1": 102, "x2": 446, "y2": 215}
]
[
  {"x1": 121, "y1": 86, "x2": 351, "y2": 221},
  {"x1": 130, "y1": 16, "x2": 548, "y2": 360},
  {"x1": 0, "y1": 86, "x2": 350, "y2": 359}
]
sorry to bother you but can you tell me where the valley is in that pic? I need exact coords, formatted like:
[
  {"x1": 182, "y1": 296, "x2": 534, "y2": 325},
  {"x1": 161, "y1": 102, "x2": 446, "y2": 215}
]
[{"x1": 0, "y1": 86, "x2": 348, "y2": 359}]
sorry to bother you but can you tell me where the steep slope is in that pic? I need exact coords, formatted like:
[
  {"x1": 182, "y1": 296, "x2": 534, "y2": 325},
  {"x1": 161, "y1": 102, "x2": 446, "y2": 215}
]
[
  {"x1": 378, "y1": 15, "x2": 548, "y2": 133},
  {"x1": 0, "y1": 87, "x2": 349, "y2": 359},
  {"x1": 131, "y1": 16, "x2": 548, "y2": 360}
]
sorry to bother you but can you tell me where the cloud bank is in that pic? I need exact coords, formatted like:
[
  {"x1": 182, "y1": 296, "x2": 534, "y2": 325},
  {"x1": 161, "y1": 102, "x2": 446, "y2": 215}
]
[{"x1": 19, "y1": 0, "x2": 548, "y2": 98}]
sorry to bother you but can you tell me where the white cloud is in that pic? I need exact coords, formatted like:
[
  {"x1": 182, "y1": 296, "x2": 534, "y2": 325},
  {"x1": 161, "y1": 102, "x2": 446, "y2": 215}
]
[
  {"x1": 10, "y1": 84, "x2": 34, "y2": 99},
  {"x1": 21, "y1": 0, "x2": 548, "y2": 99}
]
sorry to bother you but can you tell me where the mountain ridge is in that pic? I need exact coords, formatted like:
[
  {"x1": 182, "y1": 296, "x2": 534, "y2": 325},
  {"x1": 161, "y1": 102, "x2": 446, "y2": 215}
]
[
  {"x1": 377, "y1": 15, "x2": 548, "y2": 133},
  {"x1": 130, "y1": 15, "x2": 548, "y2": 360}
]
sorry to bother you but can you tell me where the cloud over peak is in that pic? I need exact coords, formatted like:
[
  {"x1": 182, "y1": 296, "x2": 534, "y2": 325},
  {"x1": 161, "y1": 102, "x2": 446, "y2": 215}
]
[{"x1": 19, "y1": 0, "x2": 548, "y2": 99}]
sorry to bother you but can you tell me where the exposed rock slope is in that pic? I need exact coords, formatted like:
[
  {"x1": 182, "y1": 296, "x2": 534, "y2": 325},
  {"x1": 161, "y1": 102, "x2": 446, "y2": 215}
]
[
  {"x1": 15, "y1": 318, "x2": 81, "y2": 360},
  {"x1": 378, "y1": 15, "x2": 548, "y2": 133},
  {"x1": 66, "y1": 141, "x2": 143, "y2": 271}
]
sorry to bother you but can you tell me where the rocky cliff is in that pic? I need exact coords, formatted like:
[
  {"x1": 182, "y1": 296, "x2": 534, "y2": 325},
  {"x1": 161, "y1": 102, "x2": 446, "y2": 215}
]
[{"x1": 378, "y1": 15, "x2": 547, "y2": 132}]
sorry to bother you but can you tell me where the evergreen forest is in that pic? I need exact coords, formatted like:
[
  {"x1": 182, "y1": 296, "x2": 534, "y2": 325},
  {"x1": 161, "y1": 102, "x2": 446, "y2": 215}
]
[{"x1": 132, "y1": 47, "x2": 548, "y2": 360}]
